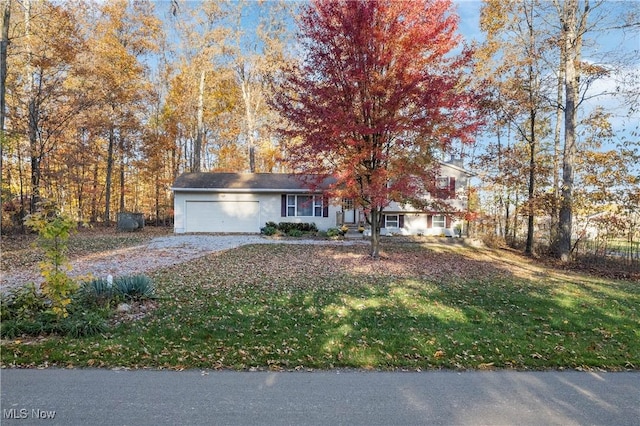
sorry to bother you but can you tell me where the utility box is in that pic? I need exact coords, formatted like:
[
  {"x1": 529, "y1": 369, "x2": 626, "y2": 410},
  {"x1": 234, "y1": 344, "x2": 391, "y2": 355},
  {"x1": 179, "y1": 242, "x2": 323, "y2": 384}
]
[{"x1": 117, "y1": 212, "x2": 145, "y2": 232}]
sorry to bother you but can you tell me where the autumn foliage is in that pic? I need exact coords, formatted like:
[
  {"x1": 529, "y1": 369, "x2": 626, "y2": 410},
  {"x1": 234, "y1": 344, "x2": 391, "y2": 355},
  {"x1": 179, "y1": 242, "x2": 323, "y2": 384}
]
[{"x1": 272, "y1": 0, "x2": 482, "y2": 256}]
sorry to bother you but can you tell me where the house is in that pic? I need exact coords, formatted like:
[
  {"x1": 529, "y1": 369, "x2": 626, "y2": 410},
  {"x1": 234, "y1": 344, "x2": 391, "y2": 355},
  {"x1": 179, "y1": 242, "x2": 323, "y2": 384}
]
[
  {"x1": 172, "y1": 159, "x2": 474, "y2": 235},
  {"x1": 365, "y1": 159, "x2": 474, "y2": 237},
  {"x1": 172, "y1": 173, "x2": 338, "y2": 233}
]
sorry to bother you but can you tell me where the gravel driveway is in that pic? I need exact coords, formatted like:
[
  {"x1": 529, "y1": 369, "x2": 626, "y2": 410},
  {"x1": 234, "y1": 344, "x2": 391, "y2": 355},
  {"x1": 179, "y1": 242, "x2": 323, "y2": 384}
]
[{"x1": 1, "y1": 235, "x2": 366, "y2": 292}]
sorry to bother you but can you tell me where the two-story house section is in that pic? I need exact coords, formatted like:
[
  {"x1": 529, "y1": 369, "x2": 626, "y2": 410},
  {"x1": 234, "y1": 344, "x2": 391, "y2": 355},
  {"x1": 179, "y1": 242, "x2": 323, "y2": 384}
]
[{"x1": 359, "y1": 158, "x2": 475, "y2": 237}]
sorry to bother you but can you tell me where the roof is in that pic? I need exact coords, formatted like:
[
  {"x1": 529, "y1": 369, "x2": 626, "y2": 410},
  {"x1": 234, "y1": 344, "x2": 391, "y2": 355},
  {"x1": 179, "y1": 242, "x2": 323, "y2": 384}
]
[
  {"x1": 440, "y1": 160, "x2": 476, "y2": 177},
  {"x1": 172, "y1": 173, "x2": 334, "y2": 193}
]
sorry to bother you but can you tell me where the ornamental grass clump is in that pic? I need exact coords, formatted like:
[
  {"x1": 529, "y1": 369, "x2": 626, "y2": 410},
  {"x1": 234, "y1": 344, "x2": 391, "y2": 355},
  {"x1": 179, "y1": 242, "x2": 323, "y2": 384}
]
[
  {"x1": 76, "y1": 275, "x2": 155, "y2": 308},
  {"x1": 114, "y1": 275, "x2": 155, "y2": 301},
  {"x1": 76, "y1": 277, "x2": 120, "y2": 308}
]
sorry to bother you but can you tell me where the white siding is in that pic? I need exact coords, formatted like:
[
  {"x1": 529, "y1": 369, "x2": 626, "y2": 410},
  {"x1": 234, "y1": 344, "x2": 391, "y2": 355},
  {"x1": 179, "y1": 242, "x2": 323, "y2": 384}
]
[
  {"x1": 185, "y1": 201, "x2": 260, "y2": 233},
  {"x1": 174, "y1": 191, "x2": 341, "y2": 234}
]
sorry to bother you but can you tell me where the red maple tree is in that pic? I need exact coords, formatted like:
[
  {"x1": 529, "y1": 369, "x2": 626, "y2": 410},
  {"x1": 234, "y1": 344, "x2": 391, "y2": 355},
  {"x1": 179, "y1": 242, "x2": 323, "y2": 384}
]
[{"x1": 272, "y1": 0, "x2": 483, "y2": 258}]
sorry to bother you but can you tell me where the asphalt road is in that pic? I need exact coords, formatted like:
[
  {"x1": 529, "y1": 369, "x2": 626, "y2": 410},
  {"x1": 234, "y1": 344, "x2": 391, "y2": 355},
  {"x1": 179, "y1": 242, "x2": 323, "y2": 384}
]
[{"x1": 1, "y1": 369, "x2": 638, "y2": 425}]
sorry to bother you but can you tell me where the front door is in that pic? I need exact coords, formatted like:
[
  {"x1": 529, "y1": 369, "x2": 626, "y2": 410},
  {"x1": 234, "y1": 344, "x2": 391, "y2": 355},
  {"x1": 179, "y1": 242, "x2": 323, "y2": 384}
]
[{"x1": 342, "y1": 198, "x2": 356, "y2": 224}]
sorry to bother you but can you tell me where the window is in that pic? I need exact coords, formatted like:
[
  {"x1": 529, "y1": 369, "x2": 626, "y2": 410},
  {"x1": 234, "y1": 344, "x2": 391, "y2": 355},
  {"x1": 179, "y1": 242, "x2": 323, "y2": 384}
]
[
  {"x1": 435, "y1": 176, "x2": 455, "y2": 199},
  {"x1": 286, "y1": 195, "x2": 323, "y2": 217},
  {"x1": 385, "y1": 215, "x2": 399, "y2": 228},
  {"x1": 432, "y1": 215, "x2": 446, "y2": 228},
  {"x1": 436, "y1": 177, "x2": 449, "y2": 189}
]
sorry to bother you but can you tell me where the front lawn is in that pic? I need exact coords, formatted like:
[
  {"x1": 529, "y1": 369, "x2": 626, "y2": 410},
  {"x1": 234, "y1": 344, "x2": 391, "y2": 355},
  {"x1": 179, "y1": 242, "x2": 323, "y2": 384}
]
[{"x1": 2, "y1": 241, "x2": 638, "y2": 371}]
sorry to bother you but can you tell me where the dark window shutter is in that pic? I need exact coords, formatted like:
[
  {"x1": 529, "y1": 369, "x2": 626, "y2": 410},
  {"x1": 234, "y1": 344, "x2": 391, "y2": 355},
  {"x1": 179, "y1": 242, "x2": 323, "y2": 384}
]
[
  {"x1": 446, "y1": 215, "x2": 452, "y2": 228},
  {"x1": 323, "y1": 195, "x2": 329, "y2": 217},
  {"x1": 281, "y1": 194, "x2": 287, "y2": 217},
  {"x1": 381, "y1": 215, "x2": 386, "y2": 229},
  {"x1": 427, "y1": 215, "x2": 432, "y2": 228},
  {"x1": 448, "y1": 177, "x2": 456, "y2": 199},
  {"x1": 399, "y1": 215, "x2": 405, "y2": 228}
]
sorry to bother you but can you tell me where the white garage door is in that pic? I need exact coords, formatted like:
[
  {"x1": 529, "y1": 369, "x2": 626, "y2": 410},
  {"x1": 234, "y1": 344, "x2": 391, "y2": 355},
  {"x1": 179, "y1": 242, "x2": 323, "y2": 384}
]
[{"x1": 185, "y1": 201, "x2": 260, "y2": 233}]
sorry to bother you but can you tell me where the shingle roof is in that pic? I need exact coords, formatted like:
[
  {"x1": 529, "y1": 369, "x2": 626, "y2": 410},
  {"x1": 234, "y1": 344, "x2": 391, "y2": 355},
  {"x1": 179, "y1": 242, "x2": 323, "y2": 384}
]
[{"x1": 172, "y1": 173, "x2": 334, "y2": 192}]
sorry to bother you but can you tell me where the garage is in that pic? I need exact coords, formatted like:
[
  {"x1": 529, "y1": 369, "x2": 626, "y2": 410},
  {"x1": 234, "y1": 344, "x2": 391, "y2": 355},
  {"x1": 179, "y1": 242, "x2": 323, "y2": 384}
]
[{"x1": 184, "y1": 201, "x2": 260, "y2": 233}]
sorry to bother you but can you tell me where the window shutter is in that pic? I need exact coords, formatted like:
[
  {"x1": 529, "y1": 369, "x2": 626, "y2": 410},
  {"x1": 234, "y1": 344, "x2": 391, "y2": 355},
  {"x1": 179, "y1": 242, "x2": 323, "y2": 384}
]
[
  {"x1": 448, "y1": 177, "x2": 456, "y2": 199},
  {"x1": 427, "y1": 215, "x2": 432, "y2": 228},
  {"x1": 281, "y1": 194, "x2": 287, "y2": 217},
  {"x1": 399, "y1": 215, "x2": 404, "y2": 228},
  {"x1": 323, "y1": 195, "x2": 329, "y2": 217},
  {"x1": 381, "y1": 215, "x2": 386, "y2": 229},
  {"x1": 446, "y1": 215, "x2": 452, "y2": 228}
]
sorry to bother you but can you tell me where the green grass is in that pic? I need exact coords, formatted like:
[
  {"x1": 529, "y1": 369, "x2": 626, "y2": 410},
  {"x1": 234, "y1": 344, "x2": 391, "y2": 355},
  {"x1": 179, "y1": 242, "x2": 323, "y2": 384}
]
[{"x1": 2, "y1": 242, "x2": 638, "y2": 371}]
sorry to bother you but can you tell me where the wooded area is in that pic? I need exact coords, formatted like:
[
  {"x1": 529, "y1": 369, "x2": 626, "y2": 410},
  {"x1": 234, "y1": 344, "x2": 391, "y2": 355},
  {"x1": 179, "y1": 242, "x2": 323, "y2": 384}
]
[
  {"x1": 473, "y1": 0, "x2": 639, "y2": 262},
  {"x1": 0, "y1": 0, "x2": 638, "y2": 263},
  {"x1": 1, "y1": 0, "x2": 291, "y2": 231}
]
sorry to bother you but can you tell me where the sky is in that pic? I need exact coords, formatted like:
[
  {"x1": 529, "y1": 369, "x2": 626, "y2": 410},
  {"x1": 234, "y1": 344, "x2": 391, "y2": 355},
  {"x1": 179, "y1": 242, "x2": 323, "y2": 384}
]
[
  {"x1": 451, "y1": 0, "x2": 639, "y2": 159},
  {"x1": 158, "y1": 0, "x2": 639, "y2": 157}
]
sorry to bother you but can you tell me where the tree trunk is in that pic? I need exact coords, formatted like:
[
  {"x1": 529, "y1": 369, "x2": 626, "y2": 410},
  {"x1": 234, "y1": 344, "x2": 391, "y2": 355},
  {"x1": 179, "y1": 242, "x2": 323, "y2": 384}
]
[
  {"x1": 249, "y1": 145, "x2": 255, "y2": 173},
  {"x1": 155, "y1": 172, "x2": 160, "y2": 226},
  {"x1": 104, "y1": 126, "x2": 115, "y2": 226},
  {"x1": 551, "y1": 41, "x2": 565, "y2": 253},
  {"x1": 558, "y1": 0, "x2": 586, "y2": 262},
  {"x1": 369, "y1": 208, "x2": 382, "y2": 259},
  {"x1": 17, "y1": 139, "x2": 25, "y2": 232},
  {"x1": 524, "y1": 2, "x2": 537, "y2": 256},
  {"x1": 24, "y1": 0, "x2": 41, "y2": 214},
  {"x1": 240, "y1": 76, "x2": 257, "y2": 173},
  {"x1": 119, "y1": 136, "x2": 125, "y2": 212},
  {"x1": 526, "y1": 136, "x2": 535, "y2": 255},
  {"x1": 194, "y1": 69, "x2": 205, "y2": 172},
  {"x1": 28, "y1": 100, "x2": 40, "y2": 213},
  {"x1": 504, "y1": 201, "x2": 510, "y2": 240},
  {"x1": 90, "y1": 162, "x2": 98, "y2": 223},
  {"x1": 0, "y1": 1, "x2": 9, "y2": 225}
]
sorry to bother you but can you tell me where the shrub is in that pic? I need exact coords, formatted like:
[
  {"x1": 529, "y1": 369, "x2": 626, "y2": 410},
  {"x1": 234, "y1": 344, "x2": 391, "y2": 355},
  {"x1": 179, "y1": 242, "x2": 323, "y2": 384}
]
[
  {"x1": 76, "y1": 278, "x2": 120, "y2": 308},
  {"x1": 0, "y1": 284, "x2": 62, "y2": 338},
  {"x1": 76, "y1": 274, "x2": 155, "y2": 307},
  {"x1": 265, "y1": 221, "x2": 278, "y2": 229},
  {"x1": 24, "y1": 200, "x2": 78, "y2": 319},
  {"x1": 114, "y1": 275, "x2": 155, "y2": 301},
  {"x1": 261, "y1": 225, "x2": 278, "y2": 236},
  {"x1": 0, "y1": 318, "x2": 56, "y2": 339},
  {"x1": 326, "y1": 228, "x2": 342, "y2": 238},
  {"x1": 286, "y1": 229, "x2": 304, "y2": 237},
  {"x1": 61, "y1": 311, "x2": 108, "y2": 338},
  {"x1": 0, "y1": 275, "x2": 149, "y2": 338},
  {"x1": 1, "y1": 283, "x2": 49, "y2": 322},
  {"x1": 277, "y1": 222, "x2": 318, "y2": 234}
]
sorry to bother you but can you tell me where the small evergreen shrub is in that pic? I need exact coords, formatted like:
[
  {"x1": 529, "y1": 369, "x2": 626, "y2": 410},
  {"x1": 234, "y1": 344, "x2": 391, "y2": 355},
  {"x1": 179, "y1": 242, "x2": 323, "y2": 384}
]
[
  {"x1": 76, "y1": 278, "x2": 120, "y2": 308},
  {"x1": 277, "y1": 222, "x2": 318, "y2": 234},
  {"x1": 286, "y1": 228, "x2": 304, "y2": 237},
  {"x1": 114, "y1": 275, "x2": 155, "y2": 301},
  {"x1": 261, "y1": 225, "x2": 278, "y2": 236},
  {"x1": 326, "y1": 228, "x2": 341, "y2": 238}
]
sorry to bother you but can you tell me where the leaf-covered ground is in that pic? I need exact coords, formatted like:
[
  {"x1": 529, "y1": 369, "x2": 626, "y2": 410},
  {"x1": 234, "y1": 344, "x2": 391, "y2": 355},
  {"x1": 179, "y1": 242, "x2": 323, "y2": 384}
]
[
  {"x1": 1, "y1": 227, "x2": 170, "y2": 274},
  {"x1": 3, "y1": 239, "x2": 638, "y2": 371}
]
